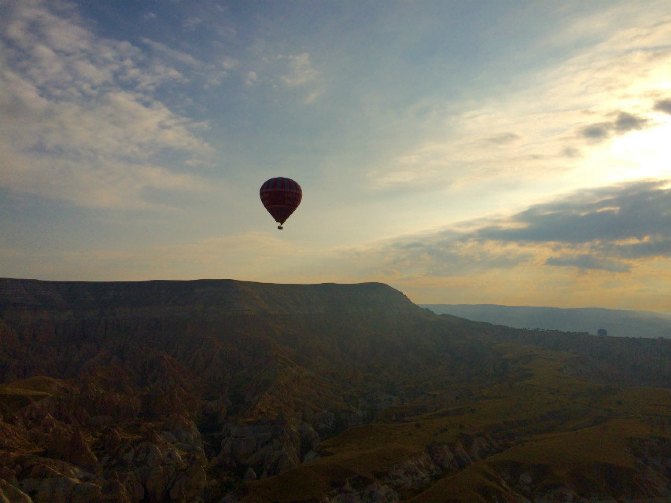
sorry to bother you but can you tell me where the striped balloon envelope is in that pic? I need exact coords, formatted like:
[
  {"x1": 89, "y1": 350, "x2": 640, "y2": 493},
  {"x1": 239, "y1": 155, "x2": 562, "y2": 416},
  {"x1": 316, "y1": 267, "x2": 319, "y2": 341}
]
[{"x1": 259, "y1": 177, "x2": 302, "y2": 229}]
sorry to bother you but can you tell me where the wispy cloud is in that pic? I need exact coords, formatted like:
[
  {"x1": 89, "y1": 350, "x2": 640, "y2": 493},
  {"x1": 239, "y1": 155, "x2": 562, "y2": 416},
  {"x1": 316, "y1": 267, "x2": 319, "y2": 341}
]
[
  {"x1": 369, "y1": 4, "x2": 671, "y2": 190},
  {"x1": 0, "y1": 0, "x2": 212, "y2": 208},
  {"x1": 245, "y1": 71, "x2": 259, "y2": 87},
  {"x1": 280, "y1": 52, "x2": 323, "y2": 103},
  {"x1": 141, "y1": 36, "x2": 237, "y2": 88},
  {"x1": 545, "y1": 254, "x2": 631, "y2": 273},
  {"x1": 141, "y1": 38, "x2": 204, "y2": 70},
  {"x1": 282, "y1": 52, "x2": 319, "y2": 87},
  {"x1": 483, "y1": 133, "x2": 521, "y2": 145},
  {"x1": 183, "y1": 16, "x2": 203, "y2": 32}
]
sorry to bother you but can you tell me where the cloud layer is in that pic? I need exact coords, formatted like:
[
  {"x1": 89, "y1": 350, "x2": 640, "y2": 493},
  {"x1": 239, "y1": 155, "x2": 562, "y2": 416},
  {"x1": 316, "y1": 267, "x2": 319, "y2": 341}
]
[
  {"x1": 368, "y1": 4, "x2": 671, "y2": 191},
  {"x1": 0, "y1": 0, "x2": 212, "y2": 208},
  {"x1": 371, "y1": 180, "x2": 671, "y2": 278},
  {"x1": 344, "y1": 180, "x2": 671, "y2": 309}
]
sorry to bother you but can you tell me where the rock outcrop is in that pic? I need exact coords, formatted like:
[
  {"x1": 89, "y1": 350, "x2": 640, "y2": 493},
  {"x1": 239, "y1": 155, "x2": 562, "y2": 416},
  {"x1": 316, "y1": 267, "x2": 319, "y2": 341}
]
[{"x1": 2, "y1": 278, "x2": 671, "y2": 502}]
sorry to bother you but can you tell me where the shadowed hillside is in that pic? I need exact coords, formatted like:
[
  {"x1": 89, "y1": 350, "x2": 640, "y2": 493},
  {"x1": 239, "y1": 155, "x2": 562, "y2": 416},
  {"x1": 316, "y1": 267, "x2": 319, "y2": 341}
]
[{"x1": 1, "y1": 278, "x2": 671, "y2": 502}]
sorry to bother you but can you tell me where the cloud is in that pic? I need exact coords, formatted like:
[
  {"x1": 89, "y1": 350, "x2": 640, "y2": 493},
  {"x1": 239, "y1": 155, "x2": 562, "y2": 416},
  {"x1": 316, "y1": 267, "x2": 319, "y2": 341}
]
[
  {"x1": 561, "y1": 146, "x2": 581, "y2": 158},
  {"x1": 353, "y1": 180, "x2": 671, "y2": 282},
  {"x1": 655, "y1": 98, "x2": 671, "y2": 114},
  {"x1": 371, "y1": 4, "x2": 671, "y2": 190},
  {"x1": 476, "y1": 180, "x2": 671, "y2": 249},
  {"x1": 580, "y1": 123, "x2": 611, "y2": 140},
  {"x1": 319, "y1": 179, "x2": 671, "y2": 309},
  {"x1": 483, "y1": 133, "x2": 521, "y2": 145},
  {"x1": 545, "y1": 254, "x2": 631, "y2": 272},
  {"x1": 141, "y1": 38, "x2": 203, "y2": 69},
  {"x1": 279, "y1": 52, "x2": 323, "y2": 103},
  {"x1": 0, "y1": 0, "x2": 212, "y2": 208},
  {"x1": 607, "y1": 238, "x2": 671, "y2": 259},
  {"x1": 243, "y1": 51, "x2": 322, "y2": 103},
  {"x1": 383, "y1": 237, "x2": 532, "y2": 277},
  {"x1": 579, "y1": 111, "x2": 649, "y2": 141},
  {"x1": 183, "y1": 16, "x2": 203, "y2": 31},
  {"x1": 140, "y1": 37, "x2": 237, "y2": 88},
  {"x1": 245, "y1": 71, "x2": 258, "y2": 87},
  {"x1": 282, "y1": 53, "x2": 319, "y2": 87},
  {"x1": 613, "y1": 112, "x2": 648, "y2": 132}
]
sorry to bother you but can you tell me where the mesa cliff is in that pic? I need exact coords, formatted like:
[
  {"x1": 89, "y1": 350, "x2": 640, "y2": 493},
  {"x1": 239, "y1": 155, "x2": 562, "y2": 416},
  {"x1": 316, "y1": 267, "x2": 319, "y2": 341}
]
[{"x1": 1, "y1": 278, "x2": 671, "y2": 502}]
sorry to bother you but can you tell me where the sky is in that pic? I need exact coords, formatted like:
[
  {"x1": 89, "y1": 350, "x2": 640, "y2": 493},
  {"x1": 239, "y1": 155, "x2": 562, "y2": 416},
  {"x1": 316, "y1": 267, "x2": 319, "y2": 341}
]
[{"x1": 1, "y1": 0, "x2": 670, "y2": 312}]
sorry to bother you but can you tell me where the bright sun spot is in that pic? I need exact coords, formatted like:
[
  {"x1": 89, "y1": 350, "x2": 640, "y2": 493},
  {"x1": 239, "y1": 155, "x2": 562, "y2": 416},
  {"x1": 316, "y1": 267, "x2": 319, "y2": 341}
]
[{"x1": 581, "y1": 113, "x2": 671, "y2": 186}]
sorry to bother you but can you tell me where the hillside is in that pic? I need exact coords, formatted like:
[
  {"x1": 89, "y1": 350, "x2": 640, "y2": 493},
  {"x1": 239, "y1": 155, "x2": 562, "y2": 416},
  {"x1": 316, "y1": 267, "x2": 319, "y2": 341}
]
[
  {"x1": 423, "y1": 303, "x2": 671, "y2": 339},
  {"x1": 1, "y1": 278, "x2": 671, "y2": 502}
]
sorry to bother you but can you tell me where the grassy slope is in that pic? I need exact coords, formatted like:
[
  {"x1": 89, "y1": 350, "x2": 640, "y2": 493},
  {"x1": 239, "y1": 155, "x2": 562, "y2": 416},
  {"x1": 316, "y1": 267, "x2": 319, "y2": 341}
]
[
  {"x1": 0, "y1": 376, "x2": 71, "y2": 413},
  {"x1": 241, "y1": 343, "x2": 671, "y2": 502}
]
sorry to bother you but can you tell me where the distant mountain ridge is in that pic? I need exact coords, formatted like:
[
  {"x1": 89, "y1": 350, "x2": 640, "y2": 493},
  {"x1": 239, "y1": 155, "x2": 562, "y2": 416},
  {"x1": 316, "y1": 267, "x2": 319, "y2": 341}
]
[
  {"x1": 0, "y1": 277, "x2": 413, "y2": 314},
  {"x1": 422, "y1": 303, "x2": 671, "y2": 338}
]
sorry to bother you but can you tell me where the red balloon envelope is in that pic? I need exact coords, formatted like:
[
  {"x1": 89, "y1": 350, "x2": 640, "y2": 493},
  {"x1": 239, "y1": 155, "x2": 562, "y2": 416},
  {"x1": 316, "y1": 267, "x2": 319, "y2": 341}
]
[{"x1": 259, "y1": 177, "x2": 302, "y2": 229}]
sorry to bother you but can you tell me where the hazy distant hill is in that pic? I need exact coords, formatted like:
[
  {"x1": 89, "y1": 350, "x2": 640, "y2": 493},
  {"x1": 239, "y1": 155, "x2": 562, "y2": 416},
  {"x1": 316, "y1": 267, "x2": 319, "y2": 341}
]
[
  {"x1": 2, "y1": 278, "x2": 671, "y2": 502},
  {"x1": 422, "y1": 303, "x2": 671, "y2": 338}
]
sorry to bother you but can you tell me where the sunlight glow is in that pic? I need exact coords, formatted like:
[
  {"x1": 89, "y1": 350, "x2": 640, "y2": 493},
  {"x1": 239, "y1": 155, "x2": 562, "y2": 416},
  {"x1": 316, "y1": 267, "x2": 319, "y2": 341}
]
[{"x1": 584, "y1": 115, "x2": 671, "y2": 185}]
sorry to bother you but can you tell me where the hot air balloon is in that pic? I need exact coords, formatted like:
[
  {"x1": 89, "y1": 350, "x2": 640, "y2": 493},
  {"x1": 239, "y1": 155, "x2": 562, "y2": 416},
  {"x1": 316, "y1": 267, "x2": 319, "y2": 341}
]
[{"x1": 259, "y1": 177, "x2": 302, "y2": 229}]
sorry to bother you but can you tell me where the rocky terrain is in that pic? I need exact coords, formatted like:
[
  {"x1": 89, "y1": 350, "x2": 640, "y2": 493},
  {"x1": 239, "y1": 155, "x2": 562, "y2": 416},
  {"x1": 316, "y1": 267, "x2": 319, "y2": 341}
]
[{"x1": 1, "y1": 278, "x2": 671, "y2": 502}]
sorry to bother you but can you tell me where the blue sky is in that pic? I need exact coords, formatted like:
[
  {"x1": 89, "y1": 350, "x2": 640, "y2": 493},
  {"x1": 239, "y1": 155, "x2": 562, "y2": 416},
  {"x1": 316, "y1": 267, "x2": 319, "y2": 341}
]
[{"x1": 1, "y1": 0, "x2": 670, "y2": 311}]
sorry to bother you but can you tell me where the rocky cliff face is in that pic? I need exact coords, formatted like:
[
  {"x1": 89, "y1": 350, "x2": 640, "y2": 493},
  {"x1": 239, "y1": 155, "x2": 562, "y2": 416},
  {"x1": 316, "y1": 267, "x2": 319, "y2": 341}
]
[
  {"x1": 0, "y1": 278, "x2": 485, "y2": 502},
  {"x1": 315, "y1": 433, "x2": 505, "y2": 502}
]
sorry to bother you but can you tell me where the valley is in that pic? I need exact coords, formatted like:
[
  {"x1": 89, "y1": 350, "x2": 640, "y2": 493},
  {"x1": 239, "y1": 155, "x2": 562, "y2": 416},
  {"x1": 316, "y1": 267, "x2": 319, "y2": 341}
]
[{"x1": 1, "y1": 278, "x2": 671, "y2": 502}]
